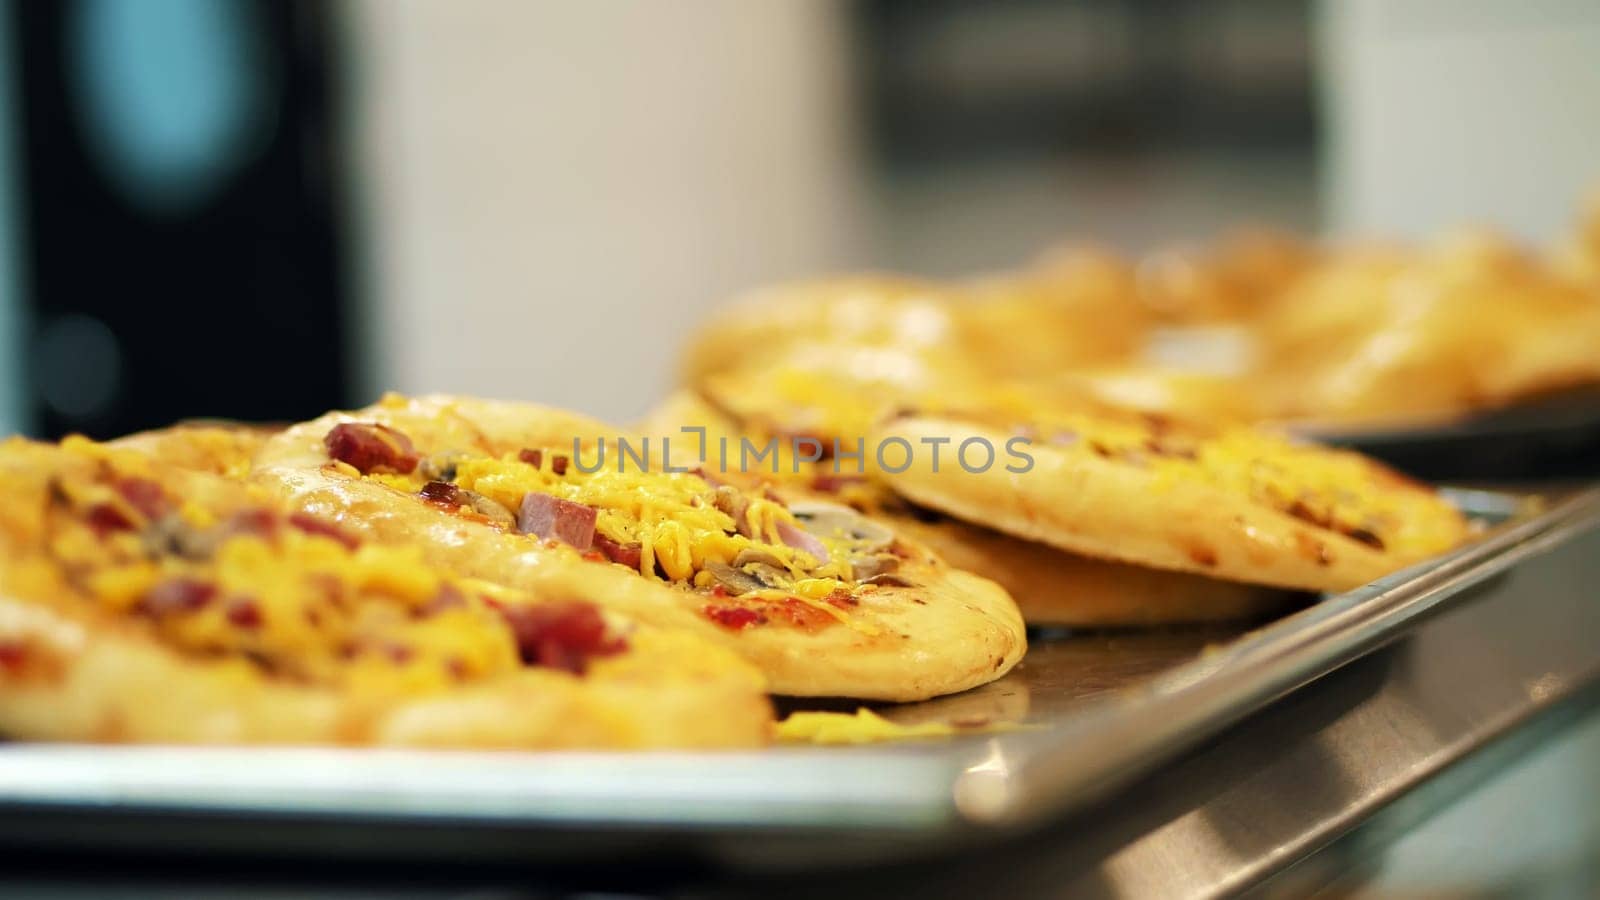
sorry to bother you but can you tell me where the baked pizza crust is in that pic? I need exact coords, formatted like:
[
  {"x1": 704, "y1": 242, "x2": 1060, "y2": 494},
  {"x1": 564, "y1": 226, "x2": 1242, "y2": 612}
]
[
  {"x1": 253, "y1": 395, "x2": 1027, "y2": 702},
  {"x1": 878, "y1": 508, "x2": 1299, "y2": 627}
]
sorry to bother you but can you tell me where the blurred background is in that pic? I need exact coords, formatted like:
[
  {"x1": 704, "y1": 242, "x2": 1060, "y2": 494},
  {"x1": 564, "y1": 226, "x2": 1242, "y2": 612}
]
[
  {"x1": 1, "y1": 0, "x2": 1596, "y2": 439},
  {"x1": 0, "y1": 1, "x2": 1597, "y2": 894}
]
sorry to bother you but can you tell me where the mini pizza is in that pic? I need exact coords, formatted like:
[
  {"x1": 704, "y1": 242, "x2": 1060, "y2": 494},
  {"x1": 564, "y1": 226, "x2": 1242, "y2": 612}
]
[
  {"x1": 683, "y1": 259, "x2": 1145, "y2": 395},
  {"x1": 1136, "y1": 228, "x2": 1318, "y2": 324},
  {"x1": 252, "y1": 395, "x2": 1026, "y2": 702},
  {"x1": 0, "y1": 436, "x2": 771, "y2": 747},
  {"x1": 872, "y1": 409, "x2": 1471, "y2": 593},
  {"x1": 1253, "y1": 231, "x2": 1600, "y2": 426},
  {"x1": 110, "y1": 421, "x2": 281, "y2": 478},
  {"x1": 642, "y1": 389, "x2": 1297, "y2": 627},
  {"x1": 680, "y1": 274, "x2": 960, "y2": 387}
]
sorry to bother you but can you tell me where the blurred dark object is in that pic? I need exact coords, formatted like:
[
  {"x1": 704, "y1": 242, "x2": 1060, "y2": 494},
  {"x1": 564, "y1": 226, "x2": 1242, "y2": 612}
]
[
  {"x1": 11, "y1": 0, "x2": 353, "y2": 439},
  {"x1": 856, "y1": 0, "x2": 1315, "y2": 165},
  {"x1": 1296, "y1": 387, "x2": 1600, "y2": 482}
]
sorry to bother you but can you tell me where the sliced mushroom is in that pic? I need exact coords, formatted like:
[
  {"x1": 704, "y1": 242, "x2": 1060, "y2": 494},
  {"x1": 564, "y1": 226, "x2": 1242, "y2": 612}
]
[
  {"x1": 742, "y1": 562, "x2": 792, "y2": 589},
  {"x1": 849, "y1": 553, "x2": 900, "y2": 582},
  {"x1": 462, "y1": 490, "x2": 516, "y2": 528},
  {"x1": 704, "y1": 562, "x2": 768, "y2": 595},
  {"x1": 861, "y1": 573, "x2": 916, "y2": 587},
  {"x1": 731, "y1": 547, "x2": 789, "y2": 570},
  {"x1": 417, "y1": 450, "x2": 472, "y2": 483},
  {"x1": 787, "y1": 500, "x2": 895, "y2": 553},
  {"x1": 141, "y1": 514, "x2": 219, "y2": 561}
]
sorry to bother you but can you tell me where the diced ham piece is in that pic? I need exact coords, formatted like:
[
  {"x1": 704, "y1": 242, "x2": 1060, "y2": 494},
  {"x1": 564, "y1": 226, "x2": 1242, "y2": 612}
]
[
  {"x1": 324, "y1": 422, "x2": 419, "y2": 474},
  {"x1": 287, "y1": 512, "x2": 360, "y2": 550},
  {"x1": 223, "y1": 508, "x2": 280, "y2": 538},
  {"x1": 114, "y1": 477, "x2": 172, "y2": 519},
  {"x1": 226, "y1": 598, "x2": 263, "y2": 629},
  {"x1": 516, "y1": 493, "x2": 597, "y2": 550},
  {"x1": 591, "y1": 532, "x2": 643, "y2": 569},
  {"x1": 85, "y1": 504, "x2": 136, "y2": 536},
  {"x1": 809, "y1": 473, "x2": 866, "y2": 494},
  {"x1": 496, "y1": 601, "x2": 625, "y2": 674},
  {"x1": 139, "y1": 578, "x2": 217, "y2": 617},
  {"x1": 0, "y1": 641, "x2": 28, "y2": 675},
  {"x1": 776, "y1": 519, "x2": 829, "y2": 564},
  {"x1": 518, "y1": 449, "x2": 569, "y2": 475}
]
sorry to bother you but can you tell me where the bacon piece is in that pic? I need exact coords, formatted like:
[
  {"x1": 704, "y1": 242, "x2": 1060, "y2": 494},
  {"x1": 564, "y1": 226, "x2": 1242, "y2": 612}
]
[
  {"x1": 420, "y1": 480, "x2": 467, "y2": 506},
  {"x1": 422, "y1": 583, "x2": 466, "y2": 615},
  {"x1": 518, "y1": 449, "x2": 569, "y2": 475},
  {"x1": 591, "y1": 533, "x2": 643, "y2": 569},
  {"x1": 114, "y1": 477, "x2": 172, "y2": 519},
  {"x1": 324, "y1": 423, "x2": 419, "y2": 475},
  {"x1": 516, "y1": 493, "x2": 597, "y2": 550},
  {"x1": 0, "y1": 641, "x2": 28, "y2": 675},
  {"x1": 223, "y1": 508, "x2": 280, "y2": 539},
  {"x1": 703, "y1": 604, "x2": 764, "y2": 630},
  {"x1": 809, "y1": 473, "x2": 866, "y2": 494},
  {"x1": 226, "y1": 599, "x2": 263, "y2": 629},
  {"x1": 139, "y1": 578, "x2": 217, "y2": 617},
  {"x1": 422, "y1": 482, "x2": 516, "y2": 528},
  {"x1": 287, "y1": 512, "x2": 360, "y2": 550},
  {"x1": 691, "y1": 466, "x2": 727, "y2": 488},
  {"x1": 496, "y1": 601, "x2": 625, "y2": 674},
  {"x1": 85, "y1": 503, "x2": 136, "y2": 536}
]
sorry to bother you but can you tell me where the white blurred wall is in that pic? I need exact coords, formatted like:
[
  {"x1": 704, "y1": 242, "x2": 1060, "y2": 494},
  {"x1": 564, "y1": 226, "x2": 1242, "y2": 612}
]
[
  {"x1": 346, "y1": 0, "x2": 866, "y2": 422},
  {"x1": 1321, "y1": 0, "x2": 1600, "y2": 241}
]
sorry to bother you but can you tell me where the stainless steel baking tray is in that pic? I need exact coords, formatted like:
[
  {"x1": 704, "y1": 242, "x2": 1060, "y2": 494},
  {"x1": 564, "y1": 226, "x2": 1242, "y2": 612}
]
[
  {"x1": 0, "y1": 486, "x2": 1594, "y2": 868},
  {"x1": 1291, "y1": 386, "x2": 1600, "y2": 480}
]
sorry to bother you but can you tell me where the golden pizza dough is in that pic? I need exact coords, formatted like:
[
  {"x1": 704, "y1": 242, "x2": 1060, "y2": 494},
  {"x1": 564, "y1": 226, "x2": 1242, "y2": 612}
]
[
  {"x1": 871, "y1": 412, "x2": 1469, "y2": 593},
  {"x1": 875, "y1": 504, "x2": 1299, "y2": 627},
  {"x1": 0, "y1": 437, "x2": 771, "y2": 748},
  {"x1": 253, "y1": 394, "x2": 1026, "y2": 701}
]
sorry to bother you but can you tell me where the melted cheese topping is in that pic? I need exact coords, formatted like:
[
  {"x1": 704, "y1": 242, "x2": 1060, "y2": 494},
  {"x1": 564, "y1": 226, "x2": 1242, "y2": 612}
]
[
  {"x1": 1025, "y1": 411, "x2": 1465, "y2": 559},
  {"x1": 384, "y1": 449, "x2": 864, "y2": 596},
  {"x1": 86, "y1": 530, "x2": 526, "y2": 696},
  {"x1": 676, "y1": 372, "x2": 1461, "y2": 562},
  {"x1": 31, "y1": 441, "x2": 600, "y2": 697}
]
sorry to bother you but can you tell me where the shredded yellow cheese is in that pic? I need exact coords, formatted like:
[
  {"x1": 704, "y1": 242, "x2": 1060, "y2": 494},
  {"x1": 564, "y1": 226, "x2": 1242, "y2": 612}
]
[
  {"x1": 449, "y1": 452, "x2": 859, "y2": 592},
  {"x1": 776, "y1": 708, "x2": 956, "y2": 745}
]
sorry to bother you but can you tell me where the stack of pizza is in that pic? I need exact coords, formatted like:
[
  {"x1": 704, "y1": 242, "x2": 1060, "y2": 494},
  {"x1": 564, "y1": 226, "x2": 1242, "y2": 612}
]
[
  {"x1": 683, "y1": 200, "x2": 1600, "y2": 430},
  {"x1": 0, "y1": 375, "x2": 1473, "y2": 748}
]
